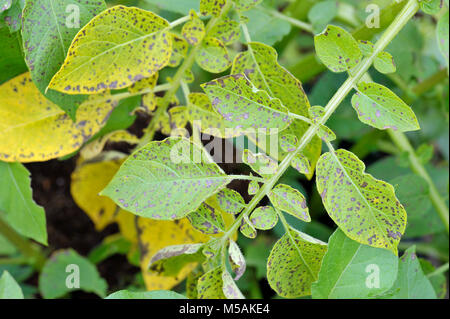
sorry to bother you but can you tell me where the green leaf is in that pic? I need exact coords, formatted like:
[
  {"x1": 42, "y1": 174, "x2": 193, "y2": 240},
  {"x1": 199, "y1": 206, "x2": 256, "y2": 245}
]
[
  {"x1": 101, "y1": 137, "x2": 230, "y2": 220},
  {"x1": 308, "y1": 1, "x2": 338, "y2": 34},
  {"x1": 182, "y1": 10, "x2": 205, "y2": 45},
  {"x1": 149, "y1": 243, "x2": 205, "y2": 277},
  {"x1": 351, "y1": 82, "x2": 420, "y2": 132},
  {"x1": 209, "y1": 17, "x2": 241, "y2": 45},
  {"x1": 233, "y1": 0, "x2": 262, "y2": 12},
  {"x1": 373, "y1": 51, "x2": 396, "y2": 74},
  {"x1": 437, "y1": 11, "x2": 449, "y2": 69},
  {"x1": 0, "y1": 0, "x2": 12, "y2": 13},
  {"x1": 195, "y1": 37, "x2": 231, "y2": 73},
  {"x1": 390, "y1": 174, "x2": 445, "y2": 237},
  {"x1": 267, "y1": 228, "x2": 327, "y2": 298},
  {"x1": 0, "y1": 27, "x2": 27, "y2": 84},
  {"x1": 39, "y1": 249, "x2": 107, "y2": 299},
  {"x1": 420, "y1": 259, "x2": 448, "y2": 299},
  {"x1": 243, "y1": 149, "x2": 278, "y2": 178},
  {"x1": 420, "y1": 0, "x2": 442, "y2": 15},
  {"x1": 200, "y1": 0, "x2": 226, "y2": 17},
  {"x1": 142, "y1": 0, "x2": 199, "y2": 15},
  {"x1": 311, "y1": 229, "x2": 398, "y2": 299},
  {"x1": 22, "y1": 0, "x2": 106, "y2": 119},
  {"x1": 222, "y1": 270, "x2": 245, "y2": 299},
  {"x1": 202, "y1": 74, "x2": 292, "y2": 132},
  {"x1": 314, "y1": 25, "x2": 362, "y2": 73},
  {"x1": 106, "y1": 290, "x2": 186, "y2": 299},
  {"x1": 197, "y1": 267, "x2": 226, "y2": 299},
  {"x1": 187, "y1": 202, "x2": 226, "y2": 234},
  {"x1": 49, "y1": 5, "x2": 172, "y2": 94},
  {"x1": 241, "y1": 9, "x2": 291, "y2": 46},
  {"x1": 228, "y1": 240, "x2": 246, "y2": 280},
  {"x1": 381, "y1": 246, "x2": 437, "y2": 299},
  {"x1": 250, "y1": 206, "x2": 278, "y2": 230},
  {"x1": 216, "y1": 188, "x2": 246, "y2": 214},
  {"x1": 0, "y1": 162, "x2": 47, "y2": 245},
  {"x1": 316, "y1": 149, "x2": 407, "y2": 254},
  {"x1": 268, "y1": 184, "x2": 310, "y2": 222},
  {"x1": 0, "y1": 271, "x2": 24, "y2": 299}
]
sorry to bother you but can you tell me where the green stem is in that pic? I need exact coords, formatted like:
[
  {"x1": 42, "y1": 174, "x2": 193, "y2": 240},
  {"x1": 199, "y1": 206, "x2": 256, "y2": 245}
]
[
  {"x1": 388, "y1": 130, "x2": 449, "y2": 233},
  {"x1": 137, "y1": 1, "x2": 233, "y2": 148},
  {"x1": 0, "y1": 216, "x2": 46, "y2": 270},
  {"x1": 222, "y1": 0, "x2": 420, "y2": 243},
  {"x1": 227, "y1": 175, "x2": 264, "y2": 183},
  {"x1": 427, "y1": 262, "x2": 449, "y2": 278}
]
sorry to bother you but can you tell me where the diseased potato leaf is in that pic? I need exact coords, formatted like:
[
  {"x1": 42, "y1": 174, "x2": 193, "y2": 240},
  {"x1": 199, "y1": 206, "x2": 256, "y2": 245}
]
[
  {"x1": 373, "y1": 51, "x2": 396, "y2": 74},
  {"x1": 243, "y1": 149, "x2": 278, "y2": 178},
  {"x1": 222, "y1": 271, "x2": 245, "y2": 299},
  {"x1": 195, "y1": 37, "x2": 231, "y2": 73},
  {"x1": 311, "y1": 229, "x2": 398, "y2": 299},
  {"x1": 101, "y1": 137, "x2": 230, "y2": 220},
  {"x1": 351, "y1": 82, "x2": 420, "y2": 132},
  {"x1": 0, "y1": 162, "x2": 47, "y2": 245},
  {"x1": 268, "y1": 184, "x2": 310, "y2": 222},
  {"x1": 49, "y1": 5, "x2": 172, "y2": 94},
  {"x1": 0, "y1": 73, "x2": 116, "y2": 162},
  {"x1": 233, "y1": 0, "x2": 262, "y2": 12},
  {"x1": 314, "y1": 25, "x2": 362, "y2": 73},
  {"x1": 200, "y1": 0, "x2": 225, "y2": 17},
  {"x1": 267, "y1": 228, "x2": 327, "y2": 298},
  {"x1": 202, "y1": 74, "x2": 292, "y2": 133},
  {"x1": 209, "y1": 17, "x2": 240, "y2": 45},
  {"x1": 182, "y1": 10, "x2": 205, "y2": 45},
  {"x1": 250, "y1": 206, "x2": 278, "y2": 230},
  {"x1": 197, "y1": 267, "x2": 226, "y2": 298},
  {"x1": 232, "y1": 41, "x2": 321, "y2": 178},
  {"x1": 216, "y1": 188, "x2": 246, "y2": 215},
  {"x1": 22, "y1": 0, "x2": 106, "y2": 119},
  {"x1": 187, "y1": 202, "x2": 226, "y2": 234},
  {"x1": 168, "y1": 34, "x2": 188, "y2": 67},
  {"x1": 290, "y1": 153, "x2": 311, "y2": 175},
  {"x1": 316, "y1": 149, "x2": 407, "y2": 254},
  {"x1": 228, "y1": 240, "x2": 246, "y2": 280}
]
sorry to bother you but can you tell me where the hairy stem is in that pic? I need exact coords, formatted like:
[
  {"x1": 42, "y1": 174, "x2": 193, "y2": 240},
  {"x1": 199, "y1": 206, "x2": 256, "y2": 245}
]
[
  {"x1": 222, "y1": 0, "x2": 420, "y2": 242},
  {"x1": 0, "y1": 215, "x2": 46, "y2": 270}
]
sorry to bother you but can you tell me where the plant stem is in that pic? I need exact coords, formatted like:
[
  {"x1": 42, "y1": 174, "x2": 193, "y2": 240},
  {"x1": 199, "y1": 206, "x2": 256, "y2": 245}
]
[
  {"x1": 388, "y1": 130, "x2": 449, "y2": 233},
  {"x1": 222, "y1": 0, "x2": 420, "y2": 242},
  {"x1": 258, "y1": 7, "x2": 313, "y2": 33},
  {"x1": 0, "y1": 216, "x2": 46, "y2": 270},
  {"x1": 137, "y1": 1, "x2": 233, "y2": 148},
  {"x1": 427, "y1": 262, "x2": 449, "y2": 278}
]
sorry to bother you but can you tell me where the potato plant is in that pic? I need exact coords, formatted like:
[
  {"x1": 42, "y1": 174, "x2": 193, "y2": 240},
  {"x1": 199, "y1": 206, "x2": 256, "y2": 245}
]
[{"x1": 0, "y1": 0, "x2": 448, "y2": 300}]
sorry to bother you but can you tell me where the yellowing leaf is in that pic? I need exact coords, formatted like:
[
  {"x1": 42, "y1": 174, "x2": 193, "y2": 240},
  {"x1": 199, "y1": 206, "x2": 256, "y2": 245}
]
[
  {"x1": 0, "y1": 73, "x2": 116, "y2": 162},
  {"x1": 200, "y1": 0, "x2": 226, "y2": 17},
  {"x1": 71, "y1": 160, "x2": 122, "y2": 230},
  {"x1": 316, "y1": 149, "x2": 407, "y2": 254},
  {"x1": 195, "y1": 37, "x2": 231, "y2": 73},
  {"x1": 182, "y1": 10, "x2": 205, "y2": 45},
  {"x1": 136, "y1": 217, "x2": 210, "y2": 291},
  {"x1": 48, "y1": 5, "x2": 172, "y2": 94},
  {"x1": 169, "y1": 33, "x2": 188, "y2": 67}
]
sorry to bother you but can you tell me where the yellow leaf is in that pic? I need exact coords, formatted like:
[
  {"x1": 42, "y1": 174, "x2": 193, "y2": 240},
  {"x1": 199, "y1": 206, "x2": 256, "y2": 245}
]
[
  {"x1": 48, "y1": 6, "x2": 172, "y2": 94},
  {"x1": 136, "y1": 217, "x2": 210, "y2": 290},
  {"x1": 0, "y1": 73, "x2": 116, "y2": 162},
  {"x1": 71, "y1": 160, "x2": 123, "y2": 230}
]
